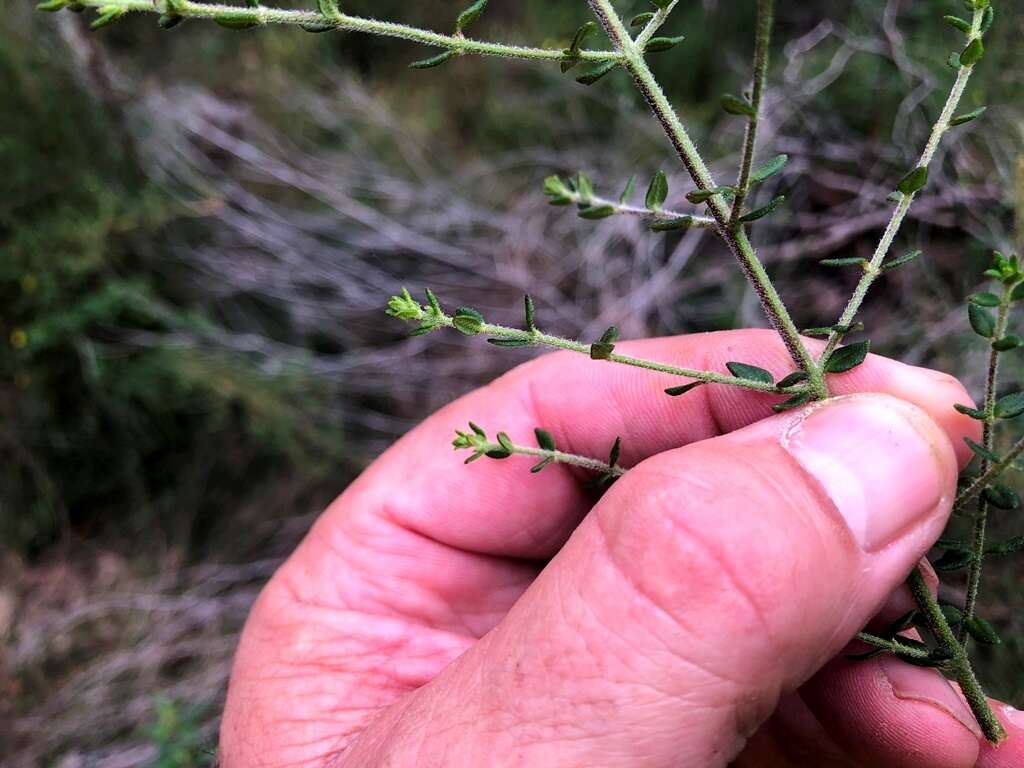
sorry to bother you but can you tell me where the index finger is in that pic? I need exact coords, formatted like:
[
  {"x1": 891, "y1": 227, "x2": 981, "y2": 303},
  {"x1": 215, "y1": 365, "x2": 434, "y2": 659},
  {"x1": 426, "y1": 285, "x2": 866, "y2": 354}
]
[{"x1": 335, "y1": 329, "x2": 979, "y2": 559}]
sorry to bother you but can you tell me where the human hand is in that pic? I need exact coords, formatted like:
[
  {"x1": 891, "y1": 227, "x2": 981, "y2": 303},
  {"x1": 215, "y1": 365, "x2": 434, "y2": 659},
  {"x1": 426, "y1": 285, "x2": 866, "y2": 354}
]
[{"x1": 220, "y1": 330, "x2": 1024, "y2": 767}]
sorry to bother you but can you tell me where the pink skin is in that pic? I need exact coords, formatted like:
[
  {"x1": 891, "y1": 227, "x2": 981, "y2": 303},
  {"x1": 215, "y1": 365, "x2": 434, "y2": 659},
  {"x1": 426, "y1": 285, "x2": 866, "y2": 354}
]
[{"x1": 220, "y1": 329, "x2": 1022, "y2": 767}]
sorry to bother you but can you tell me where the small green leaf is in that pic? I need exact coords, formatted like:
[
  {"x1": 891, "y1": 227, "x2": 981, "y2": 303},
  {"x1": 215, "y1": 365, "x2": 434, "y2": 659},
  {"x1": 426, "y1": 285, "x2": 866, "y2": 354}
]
[
  {"x1": 645, "y1": 35, "x2": 685, "y2": 53},
  {"x1": 950, "y1": 106, "x2": 987, "y2": 126},
  {"x1": 720, "y1": 93, "x2": 756, "y2": 117},
  {"x1": 496, "y1": 432, "x2": 514, "y2": 452},
  {"x1": 942, "y1": 14, "x2": 972, "y2": 32},
  {"x1": 932, "y1": 548, "x2": 975, "y2": 572},
  {"x1": 487, "y1": 338, "x2": 532, "y2": 348},
  {"x1": 410, "y1": 50, "x2": 456, "y2": 69},
  {"x1": 424, "y1": 288, "x2": 443, "y2": 316},
  {"x1": 650, "y1": 0, "x2": 672, "y2": 9},
  {"x1": 947, "y1": 52, "x2": 962, "y2": 69},
  {"x1": 524, "y1": 295, "x2": 537, "y2": 332},
  {"x1": 664, "y1": 381, "x2": 703, "y2": 397},
  {"x1": 820, "y1": 257, "x2": 868, "y2": 268},
  {"x1": 968, "y1": 303, "x2": 995, "y2": 338},
  {"x1": 575, "y1": 172, "x2": 595, "y2": 203},
  {"x1": 959, "y1": 37, "x2": 984, "y2": 67},
  {"x1": 576, "y1": 60, "x2": 618, "y2": 86},
  {"x1": 485, "y1": 448, "x2": 512, "y2": 459},
  {"x1": 569, "y1": 21, "x2": 596, "y2": 53},
  {"x1": 750, "y1": 154, "x2": 788, "y2": 185},
  {"x1": 940, "y1": 604, "x2": 964, "y2": 625},
  {"x1": 964, "y1": 616, "x2": 1000, "y2": 645},
  {"x1": 738, "y1": 195, "x2": 786, "y2": 223},
  {"x1": 530, "y1": 458, "x2": 554, "y2": 473},
  {"x1": 645, "y1": 170, "x2": 669, "y2": 210},
  {"x1": 90, "y1": 5, "x2": 123, "y2": 28},
  {"x1": 215, "y1": 14, "x2": 260, "y2": 29},
  {"x1": 36, "y1": 0, "x2": 66, "y2": 11},
  {"x1": 578, "y1": 204, "x2": 616, "y2": 220},
  {"x1": 608, "y1": 436, "x2": 622, "y2": 466},
  {"x1": 986, "y1": 536, "x2": 1024, "y2": 555},
  {"x1": 301, "y1": 20, "x2": 335, "y2": 32},
  {"x1": 887, "y1": 610, "x2": 919, "y2": 634},
  {"x1": 535, "y1": 428, "x2": 556, "y2": 451},
  {"x1": 1011, "y1": 282, "x2": 1024, "y2": 302},
  {"x1": 543, "y1": 175, "x2": 572, "y2": 205},
  {"x1": 968, "y1": 291, "x2": 1001, "y2": 307},
  {"x1": 993, "y1": 335, "x2": 1023, "y2": 352},
  {"x1": 772, "y1": 392, "x2": 811, "y2": 412},
  {"x1": 954, "y1": 403, "x2": 986, "y2": 420},
  {"x1": 469, "y1": 422, "x2": 486, "y2": 437},
  {"x1": 317, "y1": 0, "x2": 341, "y2": 19},
  {"x1": 980, "y1": 6, "x2": 995, "y2": 33},
  {"x1": 619, "y1": 175, "x2": 636, "y2": 205},
  {"x1": 983, "y1": 483, "x2": 1020, "y2": 510},
  {"x1": 824, "y1": 340, "x2": 870, "y2": 374},
  {"x1": 897, "y1": 166, "x2": 929, "y2": 195},
  {"x1": 995, "y1": 392, "x2": 1024, "y2": 418},
  {"x1": 802, "y1": 322, "x2": 865, "y2": 338},
  {"x1": 686, "y1": 186, "x2": 733, "y2": 204},
  {"x1": 964, "y1": 437, "x2": 1000, "y2": 463},
  {"x1": 455, "y1": 0, "x2": 487, "y2": 33},
  {"x1": 776, "y1": 371, "x2": 810, "y2": 388},
  {"x1": 881, "y1": 250, "x2": 923, "y2": 272},
  {"x1": 649, "y1": 216, "x2": 694, "y2": 232},
  {"x1": 630, "y1": 11, "x2": 655, "y2": 27},
  {"x1": 452, "y1": 307, "x2": 485, "y2": 336},
  {"x1": 157, "y1": 13, "x2": 183, "y2": 28},
  {"x1": 726, "y1": 362, "x2": 774, "y2": 385},
  {"x1": 590, "y1": 326, "x2": 619, "y2": 360}
]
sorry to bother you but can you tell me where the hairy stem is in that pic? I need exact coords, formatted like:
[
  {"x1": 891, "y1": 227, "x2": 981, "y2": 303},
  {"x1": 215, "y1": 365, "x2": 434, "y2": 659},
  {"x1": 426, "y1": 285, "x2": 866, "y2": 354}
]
[
  {"x1": 960, "y1": 289, "x2": 1011, "y2": 643},
  {"x1": 584, "y1": 0, "x2": 824, "y2": 396},
  {"x1": 634, "y1": 0, "x2": 679, "y2": 50},
  {"x1": 729, "y1": 0, "x2": 774, "y2": 221},
  {"x1": 854, "y1": 631, "x2": 931, "y2": 659},
  {"x1": 461, "y1": 437, "x2": 626, "y2": 476},
  {"x1": 820, "y1": 7, "x2": 984, "y2": 362},
  {"x1": 562, "y1": 189, "x2": 716, "y2": 229},
  {"x1": 64, "y1": 0, "x2": 622, "y2": 63},
  {"x1": 907, "y1": 567, "x2": 1006, "y2": 743}
]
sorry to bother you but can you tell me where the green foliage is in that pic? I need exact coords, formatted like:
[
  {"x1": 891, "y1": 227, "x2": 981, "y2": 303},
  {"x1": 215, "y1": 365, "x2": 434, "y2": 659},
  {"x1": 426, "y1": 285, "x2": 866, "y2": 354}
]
[{"x1": 144, "y1": 697, "x2": 214, "y2": 768}]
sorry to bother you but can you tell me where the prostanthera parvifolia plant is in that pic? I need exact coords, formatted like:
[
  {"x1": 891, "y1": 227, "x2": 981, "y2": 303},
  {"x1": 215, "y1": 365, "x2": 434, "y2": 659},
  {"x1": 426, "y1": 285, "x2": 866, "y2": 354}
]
[{"x1": 39, "y1": 0, "x2": 1016, "y2": 744}]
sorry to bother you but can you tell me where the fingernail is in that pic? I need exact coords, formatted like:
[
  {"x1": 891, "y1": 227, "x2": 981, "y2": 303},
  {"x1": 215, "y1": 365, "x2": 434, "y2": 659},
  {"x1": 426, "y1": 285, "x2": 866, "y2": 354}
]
[
  {"x1": 880, "y1": 655, "x2": 983, "y2": 738},
  {"x1": 782, "y1": 395, "x2": 953, "y2": 553}
]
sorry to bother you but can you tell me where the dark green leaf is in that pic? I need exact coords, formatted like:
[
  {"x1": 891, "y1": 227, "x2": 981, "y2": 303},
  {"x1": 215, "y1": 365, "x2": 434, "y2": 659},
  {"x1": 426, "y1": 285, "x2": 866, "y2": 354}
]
[
  {"x1": 776, "y1": 371, "x2": 810, "y2": 388},
  {"x1": 590, "y1": 327, "x2": 619, "y2": 360},
  {"x1": 720, "y1": 93, "x2": 756, "y2": 117},
  {"x1": 630, "y1": 11, "x2": 655, "y2": 27},
  {"x1": 487, "y1": 338, "x2": 532, "y2": 348},
  {"x1": 950, "y1": 106, "x2": 987, "y2": 126},
  {"x1": 568, "y1": 21, "x2": 596, "y2": 53},
  {"x1": 410, "y1": 50, "x2": 456, "y2": 69},
  {"x1": 574, "y1": 172, "x2": 595, "y2": 202},
  {"x1": 90, "y1": 6, "x2": 123, "y2": 29},
  {"x1": 995, "y1": 392, "x2": 1024, "y2": 418},
  {"x1": 576, "y1": 60, "x2": 618, "y2": 86},
  {"x1": 820, "y1": 257, "x2": 868, "y2": 268},
  {"x1": 969, "y1": 291, "x2": 1001, "y2": 307},
  {"x1": 964, "y1": 616, "x2": 1000, "y2": 645},
  {"x1": 986, "y1": 536, "x2": 1024, "y2": 555},
  {"x1": 932, "y1": 549, "x2": 975, "y2": 571},
  {"x1": 300, "y1": 20, "x2": 335, "y2": 32},
  {"x1": 686, "y1": 187, "x2": 732, "y2": 203},
  {"x1": 726, "y1": 361, "x2": 774, "y2": 385},
  {"x1": 750, "y1": 154, "x2": 788, "y2": 185},
  {"x1": 942, "y1": 14, "x2": 972, "y2": 32},
  {"x1": 215, "y1": 15, "x2": 260, "y2": 29},
  {"x1": 530, "y1": 458, "x2": 554, "y2": 473},
  {"x1": 578, "y1": 204, "x2": 616, "y2": 220},
  {"x1": 954, "y1": 403, "x2": 987, "y2": 420},
  {"x1": 964, "y1": 437, "x2": 1000, "y2": 463},
  {"x1": 947, "y1": 52, "x2": 962, "y2": 69},
  {"x1": 881, "y1": 250, "x2": 922, "y2": 272},
  {"x1": 157, "y1": 13, "x2": 183, "y2": 28},
  {"x1": 455, "y1": 0, "x2": 487, "y2": 33},
  {"x1": 649, "y1": 216, "x2": 693, "y2": 232},
  {"x1": 452, "y1": 307, "x2": 485, "y2": 336},
  {"x1": 619, "y1": 175, "x2": 636, "y2": 205},
  {"x1": 608, "y1": 436, "x2": 622, "y2": 466},
  {"x1": 980, "y1": 6, "x2": 994, "y2": 33},
  {"x1": 940, "y1": 604, "x2": 964, "y2": 625},
  {"x1": 773, "y1": 392, "x2": 811, "y2": 412},
  {"x1": 485, "y1": 448, "x2": 511, "y2": 459},
  {"x1": 888, "y1": 610, "x2": 919, "y2": 634},
  {"x1": 496, "y1": 432, "x2": 514, "y2": 452},
  {"x1": 469, "y1": 422, "x2": 486, "y2": 437},
  {"x1": 802, "y1": 322, "x2": 865, "y2": 337},
  {"x1": 535, "y1": 428, "x2": 556, "y2": 451},
  {"x1": 897, "y1": 166, "x2": 929, "y2": 195},
  {"x1": 645, "y1": 35, "x2": 685, "y2": 53},
  {"x1": 645, "y1": 170, "x2": 669, "y2": 210},
  {"x1": 665, "y1": 381, "x2": 703, "y2": 397},
  {"x1": 524, "y1": 294, "x2": 537, "y2": 332},
  {"x1": 968, "y1": 303, "x2": 995, "y2": 338},
  {"x1": 738, "y1": 195, "x2": 786, "y2": 223},
  {"x1": 983, "y1": 483, "x2": 1019, "y2": 510},
  {"x1": 1011, "y1": 282, "x2": 1024, "y2": 302},
  {"x1": 960, "y1": 37, "x2": 984, "y2": 67},
  {"x1": 824, "y1": 340, "x2": 870, "y2": 374},
  {"x1": 993, "y1": 335, "x2": 1023, "y2": 352},
  {"x1": 650, "y1": 0, "x2": 672, "y2": 9}
]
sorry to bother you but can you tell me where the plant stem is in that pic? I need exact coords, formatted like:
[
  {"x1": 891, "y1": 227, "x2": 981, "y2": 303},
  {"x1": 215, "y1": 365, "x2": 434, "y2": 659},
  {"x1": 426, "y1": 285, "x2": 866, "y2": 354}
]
[
  {"x1": 634, "y1": 0, "x2": 679, "y2": 50},
  {"x1": 563, "y1": 190, "x2": 716, "y2": 229},
  {"x1": 906, "y1": 567, "x2": 1006, "y2": 743},
  {"x1": 584, "y1": 0, "x2": 825, "y2": 397},
  {"x1": 960, "y1": 289, "x2": 1011, "y2": 643},
  {"x1": 955, "y1": 433, "x2": 1024, "y2": 512},
  {"x1": 819, "y1": 7, "x2": 984, "y2": 362},
  {"x1": 65, "y1": 0, "x2": 622, "y2": 64},
  {"x1": 427, "y1": 313, "x2": 804, "y2": 395},
  {"x1": 854, "y1": 631, "x2": 930, "y2": 659},
  {"x1": 729, "y1": 0, "x2": 774, "y2": 222},
  {"x1": 461, "y1": 436, "x2": 626, "y2": 477}
]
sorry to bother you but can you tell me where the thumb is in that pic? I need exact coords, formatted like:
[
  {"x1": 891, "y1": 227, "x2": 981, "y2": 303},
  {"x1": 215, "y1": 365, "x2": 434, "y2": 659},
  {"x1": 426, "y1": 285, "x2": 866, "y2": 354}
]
[{"x1": 342, "y1": 394, "x2": 960, "y2": 768}]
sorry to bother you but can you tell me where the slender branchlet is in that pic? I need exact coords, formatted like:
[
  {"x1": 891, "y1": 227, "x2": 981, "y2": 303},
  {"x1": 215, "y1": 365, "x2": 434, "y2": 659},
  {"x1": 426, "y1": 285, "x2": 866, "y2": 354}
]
[
  {"x1": 453, "y1": 423, "x2": 626, "y2": 484},
  {"x1": 819, "y1": 4, "x2": 988, "y2": 362},
  {"x1": 729, "y1": 0, "x2": 774, "y2": 222},
  {"x1": 954, "y1": 433, "x2": 1024, "y2": 512}
]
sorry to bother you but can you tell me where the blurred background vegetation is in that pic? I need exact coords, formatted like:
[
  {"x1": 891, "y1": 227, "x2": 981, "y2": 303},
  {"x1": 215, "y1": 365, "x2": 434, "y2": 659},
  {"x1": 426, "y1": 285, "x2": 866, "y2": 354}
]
[{"x1": 1, "y1": 0, "x2": 1021, "y2": 764}]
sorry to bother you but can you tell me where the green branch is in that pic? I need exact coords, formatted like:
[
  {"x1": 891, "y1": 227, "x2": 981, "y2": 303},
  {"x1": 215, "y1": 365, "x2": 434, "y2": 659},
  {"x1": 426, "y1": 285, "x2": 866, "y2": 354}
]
[
  {"x1": 453, "y1": 423, "x2": 626, "y2": 478},
  {"x1": 50, "y1": 0, "x2": 622, "y2": 64},
  {"x1": 819, "y1": 6, "x2": 986, "y2": 362},
  {"x1": 584, "y1": 0, "x2": 824, "y2": 397},
  {"x1": 633, "y1": 0, "x2": 679, "y2": 50},
  {"x1": 954, "y1": 433, "x2": 1024, "y2": 512}
]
